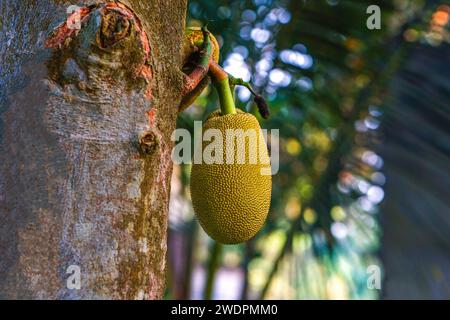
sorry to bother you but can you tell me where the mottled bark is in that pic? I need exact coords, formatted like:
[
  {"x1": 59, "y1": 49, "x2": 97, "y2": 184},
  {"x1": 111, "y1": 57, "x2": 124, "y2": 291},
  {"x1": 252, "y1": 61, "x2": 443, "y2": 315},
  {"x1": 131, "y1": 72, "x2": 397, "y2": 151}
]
[{"x1": 0, "y1": 0, "x2": 187, "y2": 299}]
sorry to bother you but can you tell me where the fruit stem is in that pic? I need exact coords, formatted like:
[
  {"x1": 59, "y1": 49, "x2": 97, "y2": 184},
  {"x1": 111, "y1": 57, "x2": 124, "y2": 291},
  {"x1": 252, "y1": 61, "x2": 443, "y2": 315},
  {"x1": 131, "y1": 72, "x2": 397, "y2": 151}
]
[
  {"x1": 229, "y1": 75, "x2": 258, "y2": 96},
  {"x1": 209, "y1": 61, "x2": 237, "y2": 115},
  {"x1": 181, "y1": 26, "x2": 213, "y2": 97},
  {"x1": 198, "y1": 26, "x2": 212, "y2": 70},
  {"x1": 229, "y1": 75, "x2": 270, "y2": 119}
]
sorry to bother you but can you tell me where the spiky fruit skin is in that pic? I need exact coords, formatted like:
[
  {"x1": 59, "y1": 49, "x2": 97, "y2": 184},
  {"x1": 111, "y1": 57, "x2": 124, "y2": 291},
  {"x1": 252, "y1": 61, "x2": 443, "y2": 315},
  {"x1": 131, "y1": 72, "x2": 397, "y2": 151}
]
[
  {"x1": 180, "y1": 27, "x2": 220, "y2": 111},
  {"x1": 190, "y1": 110, "x2": 272, "y2": 244}
]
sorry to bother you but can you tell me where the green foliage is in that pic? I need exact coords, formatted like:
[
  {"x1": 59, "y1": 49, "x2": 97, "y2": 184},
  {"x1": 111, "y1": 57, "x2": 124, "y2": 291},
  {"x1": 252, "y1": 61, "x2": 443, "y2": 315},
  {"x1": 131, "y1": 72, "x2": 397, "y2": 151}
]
[{"x1": 167, "y1": 0, "x2": 449, "y2": 300}]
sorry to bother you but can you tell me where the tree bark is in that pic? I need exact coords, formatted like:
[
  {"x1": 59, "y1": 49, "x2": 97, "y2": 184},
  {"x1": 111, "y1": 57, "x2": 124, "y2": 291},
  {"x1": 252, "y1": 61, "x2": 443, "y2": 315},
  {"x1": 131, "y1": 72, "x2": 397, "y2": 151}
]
[{"x1": 0, "y1": 0, "x2": 187, "y2": 299}]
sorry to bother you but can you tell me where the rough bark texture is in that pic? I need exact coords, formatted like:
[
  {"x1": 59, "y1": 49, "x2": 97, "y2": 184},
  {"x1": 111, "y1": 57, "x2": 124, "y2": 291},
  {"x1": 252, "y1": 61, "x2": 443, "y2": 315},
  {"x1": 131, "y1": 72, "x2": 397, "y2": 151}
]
[{"x1": 0, "y1": 0, "x2": 187, "y2": 299}]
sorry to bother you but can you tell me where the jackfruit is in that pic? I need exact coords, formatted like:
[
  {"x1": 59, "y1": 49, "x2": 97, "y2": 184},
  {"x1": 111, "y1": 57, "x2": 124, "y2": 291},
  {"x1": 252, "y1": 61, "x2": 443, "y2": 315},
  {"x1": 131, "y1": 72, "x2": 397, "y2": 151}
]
[
  {"x1": 180, "y1": 27, "x2": 220, "y2": 111},
  {"x1": 190, "y1": 109, "x2": 272, "y2": 244},
  {"x1": 182, "y1": 27, "x2": 220, "y2": 63}
]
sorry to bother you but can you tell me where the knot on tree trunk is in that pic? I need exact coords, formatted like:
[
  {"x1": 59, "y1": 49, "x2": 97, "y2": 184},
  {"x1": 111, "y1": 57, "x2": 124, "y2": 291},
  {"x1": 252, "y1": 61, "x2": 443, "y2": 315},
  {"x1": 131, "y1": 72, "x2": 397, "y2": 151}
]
[{"x1": 139, "y1": 131, "x2": 158, "y2": 155}]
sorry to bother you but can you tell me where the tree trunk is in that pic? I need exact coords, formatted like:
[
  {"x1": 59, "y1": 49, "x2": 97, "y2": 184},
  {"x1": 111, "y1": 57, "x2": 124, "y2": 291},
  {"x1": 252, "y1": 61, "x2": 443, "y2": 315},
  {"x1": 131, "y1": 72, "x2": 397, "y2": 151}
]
[{"x1": 0, "y1": 0, "x2": 187, "y2": 299}]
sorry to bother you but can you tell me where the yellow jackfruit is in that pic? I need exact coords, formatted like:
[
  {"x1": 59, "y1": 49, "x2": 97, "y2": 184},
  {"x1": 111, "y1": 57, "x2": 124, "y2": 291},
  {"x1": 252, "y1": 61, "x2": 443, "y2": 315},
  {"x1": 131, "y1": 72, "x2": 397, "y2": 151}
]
[{"x1": 190, "y1": 109, "x2": 272, "y2": 244}]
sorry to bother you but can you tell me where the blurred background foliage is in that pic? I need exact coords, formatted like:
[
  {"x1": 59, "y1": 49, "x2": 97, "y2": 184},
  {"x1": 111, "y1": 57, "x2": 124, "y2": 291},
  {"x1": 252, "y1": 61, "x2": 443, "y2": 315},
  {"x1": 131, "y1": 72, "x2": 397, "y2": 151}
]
[{"x1": 166, "y1": 0, "x2": 450, "y2": 299}]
